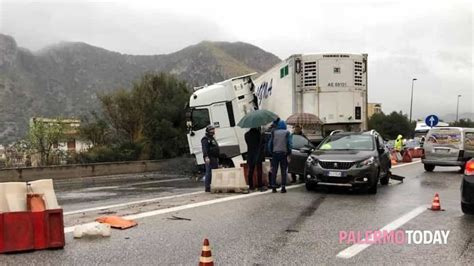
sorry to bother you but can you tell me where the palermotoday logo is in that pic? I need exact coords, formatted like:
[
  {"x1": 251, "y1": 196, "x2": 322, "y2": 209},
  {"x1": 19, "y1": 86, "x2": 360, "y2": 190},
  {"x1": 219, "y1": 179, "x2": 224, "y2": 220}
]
[{"x1": 339, "y1": 230, "x2": 450, "y2": 245}]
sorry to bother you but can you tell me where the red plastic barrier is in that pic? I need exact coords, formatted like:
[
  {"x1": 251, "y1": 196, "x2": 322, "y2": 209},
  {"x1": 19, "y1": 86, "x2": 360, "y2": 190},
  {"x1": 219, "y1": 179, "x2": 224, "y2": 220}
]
[
  {"x1": 0, "y1": 209, "x2": 65, "y2": 254},
  {"x1": 0, "y1": 212, "x2": 35, "y2": 253},
  {"x1": 240, "y1": 163, "x2": 269, "y2": 187}
]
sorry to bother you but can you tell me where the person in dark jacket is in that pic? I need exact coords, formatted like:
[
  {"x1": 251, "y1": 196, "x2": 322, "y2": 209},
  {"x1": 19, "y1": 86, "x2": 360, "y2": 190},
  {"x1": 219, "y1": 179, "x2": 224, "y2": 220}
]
[
  {"x1": 201, "y1": 125, "x2": 220, "y2": 192},
  {"x1": 291, "y1": 125, "x2": 306, "y2": 183},
  {"x1": 268, "y1": 120, "x2": 292, "y2": 193},
  {"x1": 245, "y1": 128, "x2": 265, "y2": 192},
  {"x1": 293, "y1": 125, "x2": 306, "y2": 138}
]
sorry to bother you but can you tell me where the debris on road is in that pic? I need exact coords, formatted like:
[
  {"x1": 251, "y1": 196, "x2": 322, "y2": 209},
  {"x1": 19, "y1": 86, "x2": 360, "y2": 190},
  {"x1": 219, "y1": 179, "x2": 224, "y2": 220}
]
[
  {"x1": 96, "y1": 215, "x2": 138, "y2": 229},
  {"x1": 388, "y1": 171, "x2": 405, "y2": 183},
  {"x1": 73, "y1": 223, "x2": 111, "y2": 238},
  {"x1": 167, "y1": 215, "x2": 192, "y2": 221}
]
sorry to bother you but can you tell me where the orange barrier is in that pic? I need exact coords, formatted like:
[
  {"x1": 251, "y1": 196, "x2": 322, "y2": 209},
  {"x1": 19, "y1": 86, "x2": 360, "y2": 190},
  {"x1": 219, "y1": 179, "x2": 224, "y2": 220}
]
[
  {"x1": 402, "y1": 151, "x2": 413, "y2": 163},
  {"x1": 95, "y1": 216, "x2": 137, "y2": 229}
]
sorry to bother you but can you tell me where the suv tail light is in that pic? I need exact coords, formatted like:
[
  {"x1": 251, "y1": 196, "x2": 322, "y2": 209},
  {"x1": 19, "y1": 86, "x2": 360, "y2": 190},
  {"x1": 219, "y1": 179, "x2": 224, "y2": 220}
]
[{"x1": 465, "y1": 160, "x2": 474, "y2": 176}]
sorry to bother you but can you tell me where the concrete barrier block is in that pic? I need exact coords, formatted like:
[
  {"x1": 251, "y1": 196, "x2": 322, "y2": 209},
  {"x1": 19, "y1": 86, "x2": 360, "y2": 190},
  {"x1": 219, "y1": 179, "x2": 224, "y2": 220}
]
[
  {"x1": 28, "y1": 179, "x2": 60, "y2": 210},
  {"x1": 211, "y1": 167, "x2": 248, "y2": 193},
  {"x1": 3, "y1": 182, "x2": 27, "y2": 212}
]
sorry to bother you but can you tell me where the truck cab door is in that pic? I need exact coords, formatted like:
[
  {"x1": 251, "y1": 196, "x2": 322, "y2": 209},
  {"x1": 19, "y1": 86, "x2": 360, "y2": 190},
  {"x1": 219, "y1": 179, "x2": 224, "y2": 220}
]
[{"x1": 187, "y1": 108, "x2": 211, "y2": 165}]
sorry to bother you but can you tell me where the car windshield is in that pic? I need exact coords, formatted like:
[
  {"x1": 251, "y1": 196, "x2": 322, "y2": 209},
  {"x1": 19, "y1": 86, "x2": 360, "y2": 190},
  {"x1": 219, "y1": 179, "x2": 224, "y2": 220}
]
[{"x1": 318, "y1": 134, "x2": 374, "y2": 151}]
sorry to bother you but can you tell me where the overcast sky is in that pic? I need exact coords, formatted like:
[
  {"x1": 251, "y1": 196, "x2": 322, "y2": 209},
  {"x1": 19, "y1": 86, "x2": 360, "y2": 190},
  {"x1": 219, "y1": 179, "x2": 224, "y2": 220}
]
[{"x1": 1, "y1": 0, "x2": 472, "y2": 120}]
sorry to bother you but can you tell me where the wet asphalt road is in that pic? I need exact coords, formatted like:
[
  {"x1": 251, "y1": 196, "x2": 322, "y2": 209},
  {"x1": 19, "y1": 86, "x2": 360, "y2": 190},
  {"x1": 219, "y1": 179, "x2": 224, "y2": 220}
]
[
  {"x1": 54, "y1": 172, "x2": 203, "y2": 212},
  {"x1": 1, "y1": 161, "x2": 473, "y2": 265}
]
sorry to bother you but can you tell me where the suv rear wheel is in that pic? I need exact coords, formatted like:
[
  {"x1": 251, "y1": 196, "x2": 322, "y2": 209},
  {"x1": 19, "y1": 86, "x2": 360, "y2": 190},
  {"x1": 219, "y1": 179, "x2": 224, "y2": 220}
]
[
  {"x1": 424, "y1": 164, "x2": 435, "y2": 172},
  {"x1": 461, "y1": 202, "x2": 474, "y2": 215},
  {"x1": 305, "y1": 182, "x2": 315, "y2": 191}
]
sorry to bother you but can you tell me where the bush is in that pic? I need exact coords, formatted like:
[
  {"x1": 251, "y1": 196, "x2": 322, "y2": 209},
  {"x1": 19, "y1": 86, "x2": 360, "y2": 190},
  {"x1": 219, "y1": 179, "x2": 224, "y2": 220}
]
[{"x1": 76, "y1": 142, "x2": 143, "y2": 163}]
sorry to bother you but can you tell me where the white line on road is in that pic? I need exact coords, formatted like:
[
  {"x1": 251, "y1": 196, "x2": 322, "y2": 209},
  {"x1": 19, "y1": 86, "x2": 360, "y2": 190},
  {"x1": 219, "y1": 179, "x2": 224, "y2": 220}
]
[
  {"x1": 63, "y1": 161, "x2": 421, "y2": 232},
  {"x1": 64, "y1": 161, "x2": 419, "y2": 216},
  {"x1": 64, "y1": 184, "x2": 305, "y2": 233},
  {"x1": 63, "y1": 191, "x2": 205, "y2": 215},
  {"x1": 336, "y1": 205, "x2": 427, "y2": 259},
  {"x1": 392, "y1": 160, "x2": 421, "y2": 168}
]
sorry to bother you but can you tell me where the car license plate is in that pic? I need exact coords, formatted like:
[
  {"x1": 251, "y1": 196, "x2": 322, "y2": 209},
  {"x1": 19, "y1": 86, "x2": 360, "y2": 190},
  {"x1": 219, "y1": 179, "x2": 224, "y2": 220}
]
[
  {"x1": 328, "y1": 171, "x2": 342, "y2": 177},
  {"x1": 435, "y1": 149, "x2": 449, "y2": 154}
]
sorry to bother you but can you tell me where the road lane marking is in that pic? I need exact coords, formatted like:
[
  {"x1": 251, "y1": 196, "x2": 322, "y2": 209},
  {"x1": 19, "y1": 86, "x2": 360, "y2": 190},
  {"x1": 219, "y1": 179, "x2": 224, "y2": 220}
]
[
  {"x1": 64, "y1": 160, "x2": 419, "y2": 216},
  {"x1": 392, "y1": 160, "x2": 421, "y2": 168},
  {"x1": 64, "y1": 184, "x2": 305, "y2": 233},
  {"x1": 336, "y1": 205, "x2": 427, "y2": 259},
  {"x1": 63, "y1": 191, "x2": 205, "y2": 215}
]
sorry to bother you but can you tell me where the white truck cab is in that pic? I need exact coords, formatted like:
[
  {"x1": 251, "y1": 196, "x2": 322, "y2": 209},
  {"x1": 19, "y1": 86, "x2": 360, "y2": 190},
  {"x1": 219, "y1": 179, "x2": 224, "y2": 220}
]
[{"x1": 186, "y1": 74, "x2": 257, "y2": 167}]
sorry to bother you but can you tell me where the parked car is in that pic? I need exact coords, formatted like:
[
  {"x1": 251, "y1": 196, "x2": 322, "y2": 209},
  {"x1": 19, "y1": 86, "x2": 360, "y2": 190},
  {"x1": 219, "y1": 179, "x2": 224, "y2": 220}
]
[
  {"x1": 461, "y1": 159, "x2": 474, "y2": 214},
  {"x1": 304, "y1": 130, "x2": 391, "y2": 194},
  {"x1": 422, "y1": 127, "x2": 474, "y2": 172}
]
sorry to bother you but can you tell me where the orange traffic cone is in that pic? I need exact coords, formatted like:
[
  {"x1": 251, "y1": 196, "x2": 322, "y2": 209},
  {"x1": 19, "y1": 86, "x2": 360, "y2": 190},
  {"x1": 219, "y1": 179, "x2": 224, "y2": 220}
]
[
  {"x1": 429, "y1": 193, "x2": 444, "y2": 211},
  {"x1": 199, "y1": 238, "x2": 214, "y2": 266}
]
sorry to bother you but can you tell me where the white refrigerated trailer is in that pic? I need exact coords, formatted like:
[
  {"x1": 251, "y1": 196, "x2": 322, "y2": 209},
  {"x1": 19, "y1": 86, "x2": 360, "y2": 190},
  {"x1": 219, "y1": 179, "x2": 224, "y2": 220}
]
[{"x1": 254, "y1": 53, "x2": 368, "y2": 138}]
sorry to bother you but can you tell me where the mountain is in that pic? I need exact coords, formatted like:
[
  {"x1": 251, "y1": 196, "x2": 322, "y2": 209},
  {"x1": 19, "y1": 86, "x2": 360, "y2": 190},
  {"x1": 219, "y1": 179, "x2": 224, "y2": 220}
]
[{"x1": 0, "y1": 34, "x2": 280, "y2": 144}]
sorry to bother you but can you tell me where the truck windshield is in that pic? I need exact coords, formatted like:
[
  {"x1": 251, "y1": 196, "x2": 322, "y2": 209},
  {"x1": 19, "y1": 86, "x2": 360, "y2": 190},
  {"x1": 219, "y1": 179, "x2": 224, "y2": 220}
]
[
  {"x1": 191, "y1": 108, "x2": 210, "y2": 131},
  {"x1": 318, "y1": 135, "x2": 374, "y2": 151},
  {"x1": 426, "y1": 128, "x2": 461, "y2": 146}
]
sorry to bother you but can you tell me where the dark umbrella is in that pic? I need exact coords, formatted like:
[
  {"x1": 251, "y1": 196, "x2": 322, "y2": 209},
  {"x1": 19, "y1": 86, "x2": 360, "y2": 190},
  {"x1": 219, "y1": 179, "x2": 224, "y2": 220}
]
[
  {"x1": 286, "y1": 113, "x2": 323, "y2": 126},
  {"x1": 237, "y1": 109, "x2": 279, "y2": 128}
]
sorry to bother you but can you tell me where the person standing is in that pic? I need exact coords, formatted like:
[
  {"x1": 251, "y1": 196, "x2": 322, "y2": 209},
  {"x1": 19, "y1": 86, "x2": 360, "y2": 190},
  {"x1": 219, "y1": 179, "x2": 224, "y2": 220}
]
[
  {"x1": 201, "y1": 125, "x2": 220, "y2": 192},
  {"x1": 268, "y1": 120, "x2": 292, "y2": 193},
  {"x1": 245, "y1": 128, "x2": 265, "y2": 192},
  {"x1": 291, "y1": 125, "x2": 306, "y2": 183},
  {"x1": 293, "y1": 125, "x2": 306, "y2": 138},
  {"x1": 394, "y1": 134, "x2": 404, "y2": 154}
]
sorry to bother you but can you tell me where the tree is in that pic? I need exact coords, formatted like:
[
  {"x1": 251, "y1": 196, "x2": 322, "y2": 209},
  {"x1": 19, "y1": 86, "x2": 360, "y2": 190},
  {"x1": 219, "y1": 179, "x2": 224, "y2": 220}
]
[
  {"x1": 78, "y1": 112, "x2": 110, "y2": 147},
  {"x1": 97, "y1": 73, "x2": 191, "y2": 160},
  {"x1": 27, "y1": 118, "x2": 69, "y2": 166},
  {"x1": 450, "y1": 119, "x2": 474, "y2": 128},
  {"x1": 368, "y1": 111, "x2": 416, "y2": 140}
]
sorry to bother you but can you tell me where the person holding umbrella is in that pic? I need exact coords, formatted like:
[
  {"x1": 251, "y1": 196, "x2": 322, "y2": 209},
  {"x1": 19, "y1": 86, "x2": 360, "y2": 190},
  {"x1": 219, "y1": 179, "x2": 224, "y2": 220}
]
[
  {"x1": 268, "y1": 119, "x2": 292, "y2": 193},
  {"x1": 244, "y1": 128, "x2": 265, "y2": 192},
  {"x1": 201, "y1": 125, "x2": 220, "y2": 192},
  {"x1": 237, "y1": 109, "x2": 279, "y2": 191}
]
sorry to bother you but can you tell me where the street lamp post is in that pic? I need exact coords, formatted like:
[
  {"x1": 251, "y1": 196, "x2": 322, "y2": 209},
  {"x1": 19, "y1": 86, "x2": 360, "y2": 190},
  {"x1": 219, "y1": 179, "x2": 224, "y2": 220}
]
[
  {"x1": 456, "y1": 94, "x2": 462, "y2": 122},
  {"x1": 409, "y1": 78, "x2": 417, "y2": 122}
]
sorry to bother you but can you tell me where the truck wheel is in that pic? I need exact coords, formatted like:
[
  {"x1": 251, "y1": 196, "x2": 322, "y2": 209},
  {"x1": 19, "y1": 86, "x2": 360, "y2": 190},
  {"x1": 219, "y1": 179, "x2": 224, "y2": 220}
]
[
  {"x1": 220, "y1": 159, "x2": 234, "y2": 168},
  {"x1": 461, "y1": 202, "x2": 474, "y2": 215},
  {"x1": 424, "y1": 164, "x2": 435, "y2": 172}
]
